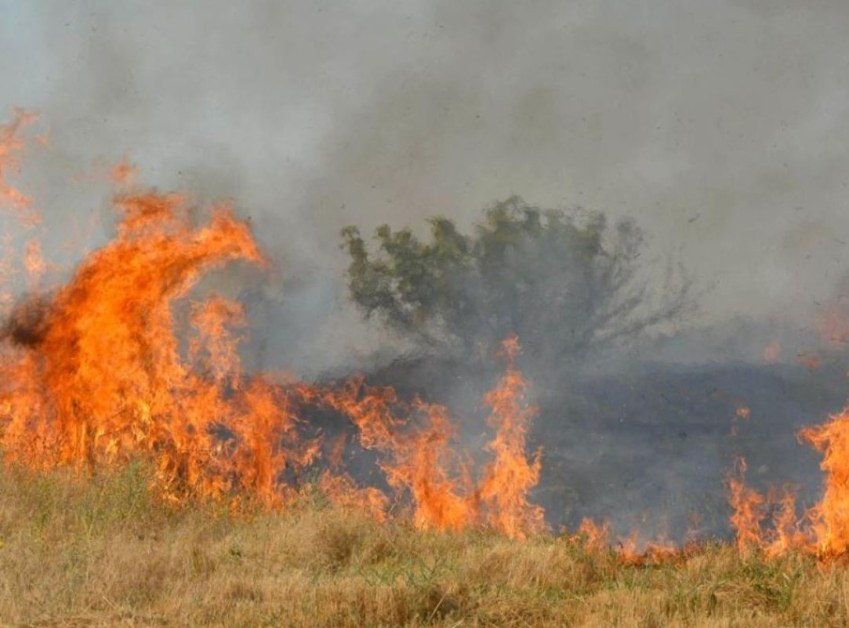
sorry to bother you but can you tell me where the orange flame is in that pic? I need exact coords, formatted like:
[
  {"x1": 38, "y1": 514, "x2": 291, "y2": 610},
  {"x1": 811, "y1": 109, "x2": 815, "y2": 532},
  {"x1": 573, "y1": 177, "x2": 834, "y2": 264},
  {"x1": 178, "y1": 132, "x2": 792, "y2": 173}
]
[
  {"x1": 726, "y1": 457, "x2": 809, "y2": 556},
  {"x1": 110, "y1": 155, "x2": 138, "y2": 188},
  {"x1": 0, "y1": 189, "x2": 324, "y2": 507},
  {"x1": 320, "y1": 337, "x2": 545, "y2": 538},
  {"x1": 0, "y1": 108, "x2": 38, "y2": 223},
  {"x1": 326, "y1": 379, "x2": 477, "y2": 531},
  {"x1": 727, "y1": 458, "x2": 766, "y2": 554},
  {"x1": 763, "y1": 341, "x2": 781, "y2": 364},
  {"x1": 764, "y1": 488, "x2": 806, "y2": 557},
  {"x1": 0, "y1": 113, "x2": 547, "y2": 535},
  {"x1": 574, "y1": 518, "x2": 611, "y2": 552},
  {"x1": 477, "y1": 335, "x2": 546, "y2": 539},
  {"x1": 799, "y1": 409, "x2": 849, "y2": 557}
]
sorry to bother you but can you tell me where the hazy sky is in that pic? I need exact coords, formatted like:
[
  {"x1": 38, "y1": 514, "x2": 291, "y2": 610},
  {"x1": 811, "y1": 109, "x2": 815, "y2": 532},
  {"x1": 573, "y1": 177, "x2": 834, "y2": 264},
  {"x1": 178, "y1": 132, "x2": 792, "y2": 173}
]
[{"x1": 4, "y1": 0, "x2": 849, "y2": 368}]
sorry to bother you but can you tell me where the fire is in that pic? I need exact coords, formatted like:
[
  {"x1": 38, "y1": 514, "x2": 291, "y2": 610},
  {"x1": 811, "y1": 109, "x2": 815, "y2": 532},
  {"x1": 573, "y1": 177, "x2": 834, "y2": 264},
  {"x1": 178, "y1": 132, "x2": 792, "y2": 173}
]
[
  {"x1": 725, "y1": 402, "x2": 849, "y2": 558},
  {"x1": 727, "y1": 458, "x2": 767, "y2": 554},
  {"x1": 766, "y1": 488, "x2": 806, "y2": 557},
  {"x1": 325, "y1": 379, "x2": 478, "y2": 532},
  {"x1": 110, "y1": 155, "x2": 138, "y2": 188},
  {"x1": 726, "y1": 457, "x2": 816, "y2": 557},
  {"x1": 0, "y1": 187, "x2": 311, "y2": 506},
  {"x1": 15, "y1": 110, "x2": 849, "y2": 560},
  {"x1": 763, "y1": 341, "x2": 781, "y2": 364},
  {"x1": 0, "y1": 108, "x2": 38, "y2": 224},
  {"x1": 477, "y1": 335, "x2": 546, "y2": 539},
  {"x1": 569, "y1": 518, "x2": 681, "y2": 565},
  {"x1": 23, "y1": 239, "x2": 48, "y2": 287},
  {"x1": 799, "y1": 410, "x2": 849, "y2": 556},
  {"x1": 0, "y1": 111, "x2": 545, "y2": 537},
  {"x1": 731, "y1": 404, "x2": 751, "y2": 436},
  {"x1": 324, "y1": 337, "x2": 546, "y2": 539}
]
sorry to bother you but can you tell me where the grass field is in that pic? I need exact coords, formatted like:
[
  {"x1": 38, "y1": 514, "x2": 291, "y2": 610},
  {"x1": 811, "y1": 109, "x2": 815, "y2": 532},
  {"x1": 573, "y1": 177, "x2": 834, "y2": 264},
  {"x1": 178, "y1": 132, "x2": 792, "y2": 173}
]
[{"x1": 1, "y1": 464, "x2": 848, "y2": 627}]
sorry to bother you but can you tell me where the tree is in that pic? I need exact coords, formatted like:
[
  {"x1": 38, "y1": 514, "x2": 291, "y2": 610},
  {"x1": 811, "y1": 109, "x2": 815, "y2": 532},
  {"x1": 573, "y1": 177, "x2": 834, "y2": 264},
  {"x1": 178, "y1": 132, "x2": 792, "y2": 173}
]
[{"x1": 341, "y1": 196, "x2": 693, "y2": 363}]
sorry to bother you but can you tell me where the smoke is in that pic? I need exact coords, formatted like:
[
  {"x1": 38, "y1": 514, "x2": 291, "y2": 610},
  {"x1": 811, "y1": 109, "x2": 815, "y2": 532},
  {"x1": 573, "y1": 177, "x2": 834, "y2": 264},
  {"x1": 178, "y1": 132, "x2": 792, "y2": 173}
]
[
  {"x1": 4, "y1": 1, "x2": 849, "y2": 367},
  {"x1": 5, "y1": 1, "x2": 849, "y2": 541}
]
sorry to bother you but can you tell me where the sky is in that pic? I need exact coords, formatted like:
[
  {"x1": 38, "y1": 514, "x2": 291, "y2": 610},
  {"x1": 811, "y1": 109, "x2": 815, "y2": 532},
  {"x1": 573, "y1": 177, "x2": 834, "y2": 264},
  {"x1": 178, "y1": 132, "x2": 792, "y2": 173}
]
[{"x1": 3, "y1": 0, "x2": 849, "y2": 371}]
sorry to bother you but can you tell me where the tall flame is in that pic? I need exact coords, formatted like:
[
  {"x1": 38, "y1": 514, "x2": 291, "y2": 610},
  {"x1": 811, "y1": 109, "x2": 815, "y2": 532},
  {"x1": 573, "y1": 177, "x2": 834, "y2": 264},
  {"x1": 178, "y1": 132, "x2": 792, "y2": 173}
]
[
  {"x1": 727, "y1": 458, "x2": 766, "y2": 555},
  {"x1": 0, "y1": 188, "x2": 325, "y2": 507},
  {"x1": 477, "y1": 335, "x2": 545, "y2": 539},
  {"x1": 0, "y1": 111, "x2": 546, "y2": 535},
  {"x1": 327, "y1": 380, "x2": 477, "y2": 531},
  {"x1": 799, "y1": 410, "x2": 849, "y2": 556},
  {"x1": 325, "y1": 337, "x2": 546, "y2": 539}
]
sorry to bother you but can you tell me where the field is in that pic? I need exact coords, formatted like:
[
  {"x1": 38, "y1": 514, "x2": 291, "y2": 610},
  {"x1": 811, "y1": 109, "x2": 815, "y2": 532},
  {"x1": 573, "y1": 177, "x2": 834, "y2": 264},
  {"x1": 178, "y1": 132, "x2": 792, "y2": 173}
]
[{"x1": 2, "y1": 464, "x2": 847, "y2": 627}]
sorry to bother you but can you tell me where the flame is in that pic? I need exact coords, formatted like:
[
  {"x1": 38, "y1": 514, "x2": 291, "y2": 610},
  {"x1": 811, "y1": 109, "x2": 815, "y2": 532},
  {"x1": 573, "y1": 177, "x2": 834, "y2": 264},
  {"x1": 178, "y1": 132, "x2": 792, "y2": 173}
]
[
  {"x1": 799, "y1": 410, "x2": 849, "y2": 557},
  {"x1": 763, "y1": 341, "x2": 781, "y2": 364},
  {"x1": 764, "y1": 487, "x2": 806, "y2": 557},
  {"x1": 0, "y1": 113, "x2": 546, "y2": 536},
  {"x1": 618, "y1": 534, "x2": 680, "y2": 566},
  {"x1": 314, "y1": 471, "x2": 389, "y2": 522},
  {"x1": 19, "y1": 111, "x2": 849, "y2": 562},
  {"x1": 326, "y1": 338, "x2": 546, "y2": 539},
  {"x1": 574, "y1": 518, "x2": 611, "y2": 552},
  {"x1": 111, "y1": 155, "x2": 138, "y2": 188},
  {"x1": 731, "y1": 404, "x2": 751, "y2": 436},
  {"x1": 0, "y1": 188, "x2": 322, "y2": 506},
  {"x1": 477, "y1": 335, "x2": 546, "y2": 539},
  {"x1": 726, "y1": 457, "x2": 810, "y2": 556},
  {"x1": 727, "y1": 458, "x2": 766, "y2": 554},
  {"x1": 569, "y1": 518, "x2": 682, "y2": 565},
  {"x1": 326, "y1": 379, "x2": 477, "y2": 531},
  {"x1": 0, "y1": 108, "x2": 39, "y2": 224}
]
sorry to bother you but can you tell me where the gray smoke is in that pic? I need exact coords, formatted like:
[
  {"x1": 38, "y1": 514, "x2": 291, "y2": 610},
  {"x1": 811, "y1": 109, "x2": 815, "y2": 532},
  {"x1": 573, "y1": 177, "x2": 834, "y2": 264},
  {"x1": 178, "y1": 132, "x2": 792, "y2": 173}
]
[
  {"x1": 5, "y1": 0, "x2": 849, "y2": 540},
  {"x1": 5, "y1": 1, "x2": 849, "y2": 370}
]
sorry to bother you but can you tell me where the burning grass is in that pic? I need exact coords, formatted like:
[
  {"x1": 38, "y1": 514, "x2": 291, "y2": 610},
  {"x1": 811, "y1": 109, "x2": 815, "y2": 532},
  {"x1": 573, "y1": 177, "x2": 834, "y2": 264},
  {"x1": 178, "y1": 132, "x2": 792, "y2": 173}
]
[
  {"x1": 2, "y1": 463, "x2": 848, "y2": 627},
  {"x1": 5, "y1": 110, "x2": 849, "y2": 624},
  {"x1": 0, "y1": 110, "x2": 547, "y2": 541}
]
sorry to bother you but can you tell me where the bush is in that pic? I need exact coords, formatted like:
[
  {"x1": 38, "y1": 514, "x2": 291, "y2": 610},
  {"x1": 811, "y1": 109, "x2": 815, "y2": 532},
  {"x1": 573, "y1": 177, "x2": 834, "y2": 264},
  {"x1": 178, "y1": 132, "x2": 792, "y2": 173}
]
[{"x1": 342, "y1": 196, "x2": 694, "y2": 363}]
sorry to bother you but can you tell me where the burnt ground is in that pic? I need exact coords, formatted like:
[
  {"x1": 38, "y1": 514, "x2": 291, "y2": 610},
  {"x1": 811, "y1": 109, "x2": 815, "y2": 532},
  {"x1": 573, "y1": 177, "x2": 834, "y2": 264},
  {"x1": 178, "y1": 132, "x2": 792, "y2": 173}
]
[{"x1": 349, "y1": 355, "x2": 849, "y2": 542}]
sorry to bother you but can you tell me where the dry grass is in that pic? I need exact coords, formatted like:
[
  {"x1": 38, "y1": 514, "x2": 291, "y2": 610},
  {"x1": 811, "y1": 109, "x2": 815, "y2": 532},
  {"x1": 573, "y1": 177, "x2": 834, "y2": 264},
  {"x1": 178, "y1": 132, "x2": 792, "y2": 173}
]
[{"x1": 1, "y1": 465, "x2": 848, "y2": 627}]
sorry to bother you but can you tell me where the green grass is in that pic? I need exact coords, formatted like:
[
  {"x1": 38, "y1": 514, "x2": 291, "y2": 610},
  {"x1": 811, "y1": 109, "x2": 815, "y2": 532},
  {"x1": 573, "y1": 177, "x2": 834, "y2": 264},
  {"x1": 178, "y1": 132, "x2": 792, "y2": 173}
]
[{"x1": 1, "y1": 464, "x2": 847, "y2": 627}]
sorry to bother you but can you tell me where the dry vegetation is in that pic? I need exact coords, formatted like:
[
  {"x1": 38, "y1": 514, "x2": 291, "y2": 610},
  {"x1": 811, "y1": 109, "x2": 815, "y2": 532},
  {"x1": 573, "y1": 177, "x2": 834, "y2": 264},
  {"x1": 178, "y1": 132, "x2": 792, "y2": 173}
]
[{"x1": 1, "y1": 464, "x2": 848, "y2": 627}]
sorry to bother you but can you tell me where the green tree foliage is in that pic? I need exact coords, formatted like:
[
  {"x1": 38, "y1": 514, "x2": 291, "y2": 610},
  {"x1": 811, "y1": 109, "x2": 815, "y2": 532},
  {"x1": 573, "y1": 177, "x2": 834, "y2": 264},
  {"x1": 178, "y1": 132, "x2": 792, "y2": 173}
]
[{"x1": 341, "y1": 197, "x2": 693, "y2": 362}]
